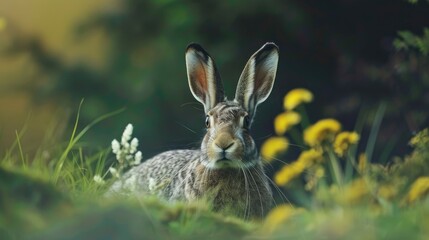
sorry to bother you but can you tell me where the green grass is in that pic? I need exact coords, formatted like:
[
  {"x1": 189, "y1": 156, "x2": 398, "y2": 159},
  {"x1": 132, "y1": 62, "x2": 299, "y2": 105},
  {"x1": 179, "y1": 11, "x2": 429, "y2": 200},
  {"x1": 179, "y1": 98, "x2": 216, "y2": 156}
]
[{"x1": 1, "y1": 106, "x2": 429, "y2": 239}]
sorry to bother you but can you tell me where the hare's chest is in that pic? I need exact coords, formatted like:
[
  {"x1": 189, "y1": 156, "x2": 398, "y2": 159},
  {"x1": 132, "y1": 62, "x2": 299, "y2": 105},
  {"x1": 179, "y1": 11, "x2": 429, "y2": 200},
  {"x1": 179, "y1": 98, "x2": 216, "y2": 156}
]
[
  {"x1": 191, "y1": 168, "x2": 272, "y2": 218},
  {"x1": 215, "y1": 178, "x2": 271, "y2": 218}
]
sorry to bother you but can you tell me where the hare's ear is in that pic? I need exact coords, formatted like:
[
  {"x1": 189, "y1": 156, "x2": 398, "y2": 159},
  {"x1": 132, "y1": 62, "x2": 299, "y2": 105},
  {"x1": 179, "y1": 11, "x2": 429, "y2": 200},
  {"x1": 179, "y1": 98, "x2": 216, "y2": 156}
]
[
  {"x1": 234, "y1": 42, "x2": 279, "y2": 120},
  {"x1": 186, "y1": 43, "x2": 225, "y2": 113}
]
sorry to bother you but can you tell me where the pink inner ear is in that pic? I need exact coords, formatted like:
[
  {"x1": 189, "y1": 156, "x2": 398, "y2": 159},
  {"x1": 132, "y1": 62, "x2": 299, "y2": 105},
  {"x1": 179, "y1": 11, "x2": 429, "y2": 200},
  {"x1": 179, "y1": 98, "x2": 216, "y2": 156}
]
[
  {"x1": 195, "y1": 66, "x2": 208, "y2": 91},
  {"x1": 189, "y1": 64, "x2": 208, "y2": 104}
]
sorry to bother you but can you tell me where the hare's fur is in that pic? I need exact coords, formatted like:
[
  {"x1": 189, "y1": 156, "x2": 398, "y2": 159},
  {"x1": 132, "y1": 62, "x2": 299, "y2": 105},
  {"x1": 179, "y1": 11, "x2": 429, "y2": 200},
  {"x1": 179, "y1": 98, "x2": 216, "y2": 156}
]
[{"x1": 108, "y1": 43, "x2": 279, "y2": 219}]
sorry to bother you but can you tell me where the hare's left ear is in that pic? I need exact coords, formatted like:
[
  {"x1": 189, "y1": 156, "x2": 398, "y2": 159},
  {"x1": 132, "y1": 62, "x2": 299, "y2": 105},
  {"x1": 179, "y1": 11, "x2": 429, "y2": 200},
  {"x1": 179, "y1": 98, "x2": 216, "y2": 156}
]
[{"x1": 234, "y1": 42, "x2": 279, "y2": 121}]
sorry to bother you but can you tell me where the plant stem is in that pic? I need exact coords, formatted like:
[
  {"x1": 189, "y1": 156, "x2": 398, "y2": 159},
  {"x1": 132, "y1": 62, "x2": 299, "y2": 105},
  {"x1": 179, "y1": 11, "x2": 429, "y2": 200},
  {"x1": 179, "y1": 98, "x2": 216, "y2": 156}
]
[
  {"x1": 15, "y1": 130, "x2": 26, "y2": 168},
  {"x1": 344, "y1": 151, "x2": 354, "y2": 183},
  {"x1": 327, "y1": 150, "x2": 343, "y2": 187},
  {"x1": 365, "y1": 102, "x2": 386, "y2": 163}
]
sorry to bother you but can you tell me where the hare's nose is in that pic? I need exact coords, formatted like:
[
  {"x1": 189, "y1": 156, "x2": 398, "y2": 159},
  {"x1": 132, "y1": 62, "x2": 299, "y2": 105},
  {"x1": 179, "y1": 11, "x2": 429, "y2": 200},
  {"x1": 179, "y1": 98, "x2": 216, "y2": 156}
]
[{"x1": 214, "y1": 133, "x2": 235, "y2": 151}]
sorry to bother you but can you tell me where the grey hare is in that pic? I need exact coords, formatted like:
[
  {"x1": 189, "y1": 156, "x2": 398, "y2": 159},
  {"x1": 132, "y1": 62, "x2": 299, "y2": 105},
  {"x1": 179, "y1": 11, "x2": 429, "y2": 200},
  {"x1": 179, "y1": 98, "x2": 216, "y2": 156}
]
[{"x1": 108, "y1": 42, "x2": 279, "y2": 219}]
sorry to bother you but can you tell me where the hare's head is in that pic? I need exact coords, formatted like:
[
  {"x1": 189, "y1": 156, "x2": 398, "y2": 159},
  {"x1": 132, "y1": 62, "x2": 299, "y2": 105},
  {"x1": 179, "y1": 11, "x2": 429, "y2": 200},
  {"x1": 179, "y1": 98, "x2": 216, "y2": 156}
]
[{"x1": 186, "y1": 43, "x2": 279, "y2": 169}]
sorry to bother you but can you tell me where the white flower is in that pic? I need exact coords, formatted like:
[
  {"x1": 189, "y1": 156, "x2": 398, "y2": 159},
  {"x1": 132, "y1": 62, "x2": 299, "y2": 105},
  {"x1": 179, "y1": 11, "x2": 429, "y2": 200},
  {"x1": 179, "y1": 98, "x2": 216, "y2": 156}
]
[
  {"x1": 134, "y1": 151, "x2": 142, "y2": 165},
  {"x1": 109, "y1": 167, "x2": 120, "y2": 178},
  {"x1": 121, "y1": 123, "x2": 133, "y2": 145},
  {"x1": 93, "y1": 175, "x2": 105, "y2": 184},
  {"x1": 130, "y1": 138, "x2": 139, "y2": 154},
  {"x1": 110, "y1": 123, "x2": 143, "y2": 178},
  {"x1": 111, "y1": 139, "x2": 120, "y2": 154},
  {"x1": 125, "y1": 155, "x2": 133, "y2": 162}
]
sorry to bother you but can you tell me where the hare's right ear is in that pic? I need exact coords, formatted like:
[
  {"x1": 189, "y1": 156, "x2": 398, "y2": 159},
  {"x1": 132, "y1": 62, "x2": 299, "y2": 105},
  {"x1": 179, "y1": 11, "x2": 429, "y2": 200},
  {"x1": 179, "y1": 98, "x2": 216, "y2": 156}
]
[{"x1": 186, "y1": 43, "x2": 225, "y2": 114}]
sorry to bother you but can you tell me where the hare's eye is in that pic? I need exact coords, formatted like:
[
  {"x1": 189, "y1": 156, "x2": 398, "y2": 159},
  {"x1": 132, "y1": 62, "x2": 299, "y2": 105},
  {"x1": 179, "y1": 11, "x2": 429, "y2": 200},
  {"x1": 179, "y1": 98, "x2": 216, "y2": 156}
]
[
  {"x1": 243, "y1": 116, "x2": 250, "y2": 129},
  {"x1": 205, "y1": 115, "x2": 210, "y2": 128}
]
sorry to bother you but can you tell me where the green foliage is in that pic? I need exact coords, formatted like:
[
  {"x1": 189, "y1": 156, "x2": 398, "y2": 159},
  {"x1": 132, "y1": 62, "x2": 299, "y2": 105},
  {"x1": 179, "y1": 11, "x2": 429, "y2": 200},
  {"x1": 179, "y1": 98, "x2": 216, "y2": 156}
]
[
  {"x1": 1, "y1": 103, "x2": 429, "y2": 239},
  {"x1": 389, "y1": 129, "x2": 429, "y2": 184},
  {"x1": 0, "y1": 168, "x2": 70, "y2": 239},
  {"x1": 1, "y1": 118, "x2": 429, "y2": 239},
  {"x1": 265, "y1": 206, "x2": 429, "y2": 239},
  {"x1": 394, "y1": 28, "x2": 429, "y2": 56},
  {"x1": 0, "y1": 104, "x2": 121, "y2": 199},
  {"x1": 0, "y1": 169, "x2": 250, "y2": 239},
  {"x1": 1, "y1": 0, "x2": 308, "y2": 155},
  {"x1": 2, "y1": 1, "x2": 429, "y2": 238}
]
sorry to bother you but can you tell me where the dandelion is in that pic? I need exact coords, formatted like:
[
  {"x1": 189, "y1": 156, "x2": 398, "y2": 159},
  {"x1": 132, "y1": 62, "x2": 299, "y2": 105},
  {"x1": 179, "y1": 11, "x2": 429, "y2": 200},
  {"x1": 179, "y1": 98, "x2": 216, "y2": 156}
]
[
  {"x1": 275, "y1": 161, "x2": 306, "y2": 186},
  {"x1": 274, "y1": 111, "x2": 301, "y2": 135},
  {"x1": 275, "y1": 149, "x2": 323, "y2": 186},
  {"x1": 264, "y1": 205, "x2": 302, "y2": 233},
  {"x1": 283, "y1": 88, "x2": 313, "y2": 110},
  {"x1": 305, "y1": 166, "x2": 325, "y2": 191},
  {"x1": 404, "y1": 177, "x2": 429, "y2": 204},
  {"x1": 93, "y1": 175, "x2": 105, "y2": 185},
  {"x1": 300, "y1": 149, "x2": 324, "y2": 165},
  {"x1": 303, "y1": 119, "x2": 341, "y2": 146},
  {"x1": 261, "y1": 137, "x2": 289, "y2": 162},
  {"x1": 333, "y1": 131, "x2": 360, "y2": 157}
]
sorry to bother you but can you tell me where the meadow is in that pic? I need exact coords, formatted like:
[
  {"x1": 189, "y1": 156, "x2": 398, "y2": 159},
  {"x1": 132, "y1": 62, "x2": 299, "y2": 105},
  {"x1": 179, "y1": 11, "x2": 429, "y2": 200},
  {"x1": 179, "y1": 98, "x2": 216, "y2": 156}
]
[
  {"x1": 1, "y1": 90, "x2": 428, "y2": 239},
  {"x1": 1, "y1": 1, "x2": 429, "y2": 239}
]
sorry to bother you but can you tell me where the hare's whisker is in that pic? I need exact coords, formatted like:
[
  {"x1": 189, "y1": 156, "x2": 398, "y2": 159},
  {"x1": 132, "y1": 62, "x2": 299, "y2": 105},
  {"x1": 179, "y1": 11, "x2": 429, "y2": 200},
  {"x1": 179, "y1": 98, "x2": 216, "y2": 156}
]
[
  {"x1": 175, "y1": 121, "x2": 197, "y2": 134},
  {"x1": 180, "y1": 102, "x2": 201, "y2": 108},
  {"x1": 240, "y1": 166, "x2": 250, "y2": 220},
  {"x1": 256, "y1": 165, "x2": 292, "y2": 207},
  {"x1": 246, "y1": 167, "x2": 264, "y2": 219}
]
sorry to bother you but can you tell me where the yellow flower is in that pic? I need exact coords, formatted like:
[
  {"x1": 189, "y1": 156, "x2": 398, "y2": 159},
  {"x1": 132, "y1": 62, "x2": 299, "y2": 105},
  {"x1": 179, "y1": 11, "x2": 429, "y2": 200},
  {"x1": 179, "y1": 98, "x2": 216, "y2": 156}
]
[
  {"x1": 275, "y1": 162, "x2": 306, "y2": 186},
  {"x1": 275, "y1": 149, "x2": 323, "y2": 186},
  {"x1": 261, "y1": 137, "x2": 289, "y2": 162},
  {"x1": 299, "y1": 148, "x2": 324, "y2": 165},
  {"x1": 274, "y1": 111, "x2": 301, "y2": 135},
  {"x1": 303, "y1": 119, "x2": 341, "y2": 146},
  {"x1": 283, "y1": 88, "x2": 313, "y2": 110},
  {"x1": 264, "y1": 205, "x2": 302, "y2": 233},
  {"x1": 305, "y1": 166, "x2": 325, "y2": 191},
  {"x1": 334, "y1": 131, "x2": 360, "y2": 157},
  {"x1": 404, "y1": 177, "x2": 429, "y2": 204}
]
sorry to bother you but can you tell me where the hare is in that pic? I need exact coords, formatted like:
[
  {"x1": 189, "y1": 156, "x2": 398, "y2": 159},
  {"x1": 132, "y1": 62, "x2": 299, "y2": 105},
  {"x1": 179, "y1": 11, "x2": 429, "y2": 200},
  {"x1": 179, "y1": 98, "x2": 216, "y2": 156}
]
[{"x1": 108, "y1": 42, "x2": 279, "y2": 219}]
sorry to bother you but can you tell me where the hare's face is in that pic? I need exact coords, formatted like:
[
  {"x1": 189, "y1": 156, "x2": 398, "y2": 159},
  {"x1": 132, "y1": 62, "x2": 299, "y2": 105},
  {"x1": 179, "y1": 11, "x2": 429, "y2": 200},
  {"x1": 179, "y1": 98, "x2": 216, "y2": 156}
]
[{"x1": 201, "y1": 101, "x2": 258, "y2": 169}]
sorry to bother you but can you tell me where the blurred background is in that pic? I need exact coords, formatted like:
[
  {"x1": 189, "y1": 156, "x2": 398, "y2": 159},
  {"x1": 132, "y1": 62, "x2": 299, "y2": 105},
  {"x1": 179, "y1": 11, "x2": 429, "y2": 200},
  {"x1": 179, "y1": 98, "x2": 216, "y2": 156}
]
[{"x1": 0, "y1": 0, "x2": 428, "y2": 162}]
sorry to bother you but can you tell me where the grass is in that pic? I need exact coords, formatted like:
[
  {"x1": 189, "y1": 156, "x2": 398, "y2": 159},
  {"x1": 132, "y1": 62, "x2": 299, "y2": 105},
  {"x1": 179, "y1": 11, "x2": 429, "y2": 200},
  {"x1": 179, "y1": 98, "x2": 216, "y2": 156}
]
[{"x1": 1, "y1": 102, "x2": 429, "y2": 239}]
